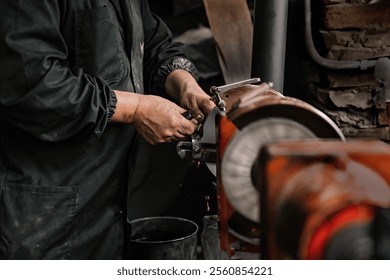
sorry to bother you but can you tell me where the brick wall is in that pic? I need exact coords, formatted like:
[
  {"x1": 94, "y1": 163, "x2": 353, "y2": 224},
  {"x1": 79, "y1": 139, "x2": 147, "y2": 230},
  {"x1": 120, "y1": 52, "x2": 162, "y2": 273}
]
[{"x1": 308, "y1": 0, "x2": 390, "y2": 139}]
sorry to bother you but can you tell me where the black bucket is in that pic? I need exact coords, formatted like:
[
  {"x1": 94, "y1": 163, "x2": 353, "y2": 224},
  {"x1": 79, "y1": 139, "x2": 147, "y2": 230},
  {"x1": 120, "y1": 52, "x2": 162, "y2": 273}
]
[{"x1": 129, "y1": 216, "x2": 199, "y2": 260}]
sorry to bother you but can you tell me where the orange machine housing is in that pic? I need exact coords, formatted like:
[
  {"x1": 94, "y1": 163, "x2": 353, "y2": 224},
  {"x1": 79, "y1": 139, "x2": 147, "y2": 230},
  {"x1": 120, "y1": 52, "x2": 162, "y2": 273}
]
[{"x1": 258, "y1": 140, "x2": 390, "y2": 259}]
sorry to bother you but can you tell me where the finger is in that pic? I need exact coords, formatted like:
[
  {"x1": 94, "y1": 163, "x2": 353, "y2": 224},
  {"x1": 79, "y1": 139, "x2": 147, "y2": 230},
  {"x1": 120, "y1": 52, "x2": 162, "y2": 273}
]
[
  {"x1": 165, "y1": 131, "x2": 189, "y2": 142},
  {"x1": 190, "y1": 118, "x2": 199, "y2": 125},
  {"x1": 200, "y1": 98, "x2": 217, "y2": 114},
  {"x1": 195, "y1": 113, "x2": 204, "y2": 123},
  {"x1": 165, "y1": 136, "x2": 176, "y2": 142},
  {"x1": 191, "y1": 109, "x2": 204, "y2": 123},
  {"x1": 180, "y1": 119, "x2": 197, "y2": 135},
  {"x1": 172, "y1": 132, "x2": 188, "y2": 141}
]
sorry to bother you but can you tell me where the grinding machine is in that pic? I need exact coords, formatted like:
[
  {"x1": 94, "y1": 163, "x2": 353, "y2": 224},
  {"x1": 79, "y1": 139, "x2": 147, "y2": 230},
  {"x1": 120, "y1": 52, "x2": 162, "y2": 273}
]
[{"x1": 176, "y1": 78, "x2": 390, "y2": 259}]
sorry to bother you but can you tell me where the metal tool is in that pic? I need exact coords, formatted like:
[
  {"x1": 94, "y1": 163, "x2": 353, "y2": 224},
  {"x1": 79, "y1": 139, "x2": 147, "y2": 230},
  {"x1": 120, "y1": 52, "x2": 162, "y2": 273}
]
[
  {"x1": 177, "y1": 78, "x2": 262, "y2": 172},
  {"x1": 177, "y1": 107, "x2": 219, "y2": 169}
]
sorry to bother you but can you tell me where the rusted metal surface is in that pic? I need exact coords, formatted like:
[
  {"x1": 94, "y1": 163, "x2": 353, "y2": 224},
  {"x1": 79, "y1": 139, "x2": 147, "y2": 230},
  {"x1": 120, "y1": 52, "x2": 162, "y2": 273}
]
[
  {"x1": 258, "y1": 140, "x2": 390, "y2": 259},
  {"x1": 225, "y1": 86, "x2": 345, "y2": 140}
]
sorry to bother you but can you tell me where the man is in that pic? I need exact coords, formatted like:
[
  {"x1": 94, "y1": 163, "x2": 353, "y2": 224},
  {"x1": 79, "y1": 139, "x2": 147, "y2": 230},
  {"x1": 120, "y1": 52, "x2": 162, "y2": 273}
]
[{"x1": 0, "y1": 0, "x2": 214, "y2": 259}]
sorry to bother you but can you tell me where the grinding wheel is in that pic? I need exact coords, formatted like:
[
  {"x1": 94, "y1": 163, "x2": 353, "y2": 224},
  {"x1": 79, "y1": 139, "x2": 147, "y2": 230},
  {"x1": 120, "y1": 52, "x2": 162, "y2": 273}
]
[{"x1": 221, "y1": 117, "x2": 317, "y2": 223}]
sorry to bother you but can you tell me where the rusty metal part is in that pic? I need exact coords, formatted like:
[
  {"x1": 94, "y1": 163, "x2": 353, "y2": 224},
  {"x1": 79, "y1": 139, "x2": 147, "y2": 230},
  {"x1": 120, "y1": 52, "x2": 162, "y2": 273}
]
[
  {"x1": 210, "y1": 78, "x2": 262, "y2": 96},
  {"x1": 216, "y1": 82, "x2": 272, "y2": 113},
  {"x1": 227, "y1": 89, "x2": 345, "y2": 139},
  {"x1": 210, "y1": 78, "x2": 262, "y2": 111},
  {"x1": 258, "y1": 140, "x2": 390, "y2": 259}
]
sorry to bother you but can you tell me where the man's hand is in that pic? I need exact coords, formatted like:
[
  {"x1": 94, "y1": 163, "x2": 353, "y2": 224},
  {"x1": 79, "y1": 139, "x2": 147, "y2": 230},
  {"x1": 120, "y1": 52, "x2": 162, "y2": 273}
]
[
  {"x1": 132, "y1": 95, "x2": 197, "y2": 144},
  {"x1": 110, "y1": 69, "x2": 214, "y2": 145},
  {"x1": 110, "y1": 91, "x2": 197, "y2": 144},
  {"x1": 165, "y1": 69, "x2": 216, "y2": 123}
]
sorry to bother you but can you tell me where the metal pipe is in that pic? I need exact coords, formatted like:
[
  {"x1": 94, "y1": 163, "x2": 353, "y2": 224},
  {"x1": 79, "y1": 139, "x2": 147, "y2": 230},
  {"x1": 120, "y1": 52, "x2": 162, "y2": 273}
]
[
  {"x1": 375, "y1": 57, "x2": 390, "y2": 139},
  {"x1": 304, "y1": 0, "x2": 377, "y2": 70},
  {"x1": 375, "y1": 58, "x2": 390, "y2": 102},
  {"x1": 251, "y1": 0, "x2": 289, "y2": 92}
]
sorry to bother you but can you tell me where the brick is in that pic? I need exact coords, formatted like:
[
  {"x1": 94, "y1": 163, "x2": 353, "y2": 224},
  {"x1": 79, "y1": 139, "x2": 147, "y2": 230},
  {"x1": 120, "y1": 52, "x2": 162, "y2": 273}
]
[{"x1": 324, "y1": 2, "x2": 390, "y2": 31}]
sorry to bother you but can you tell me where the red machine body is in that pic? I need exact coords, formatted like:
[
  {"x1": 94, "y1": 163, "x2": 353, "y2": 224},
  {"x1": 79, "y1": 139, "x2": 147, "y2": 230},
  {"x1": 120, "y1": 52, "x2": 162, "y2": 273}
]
[{"x1": 258, "y1": 140, "x2": 390, "y2": 259}]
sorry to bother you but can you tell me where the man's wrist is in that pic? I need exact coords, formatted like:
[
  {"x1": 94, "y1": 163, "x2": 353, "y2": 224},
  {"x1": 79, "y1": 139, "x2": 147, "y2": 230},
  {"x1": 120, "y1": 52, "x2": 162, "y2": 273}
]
[
  {"x1": 108, "y1": 90, "x2": 118, "y2": 120},
  {"x1": 110, "y1": 90, "x2": 140, "y2": 124}
]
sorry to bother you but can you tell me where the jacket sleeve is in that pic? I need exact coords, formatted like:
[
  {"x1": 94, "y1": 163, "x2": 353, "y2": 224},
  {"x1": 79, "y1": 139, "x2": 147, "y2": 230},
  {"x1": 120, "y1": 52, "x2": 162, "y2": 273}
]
[
  {"x1": 0, "y1": 1, "x2": 115, "y2": 142},
  {"x1": 140, "y1": 0, "x2": 199, "y2": 96}
]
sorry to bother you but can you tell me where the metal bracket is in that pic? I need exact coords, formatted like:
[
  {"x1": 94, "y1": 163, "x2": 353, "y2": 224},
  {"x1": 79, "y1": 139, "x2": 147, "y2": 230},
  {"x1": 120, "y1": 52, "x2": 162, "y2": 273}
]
[{"x1": 209, "y1": 78, "x2": 261, "y2": 111}]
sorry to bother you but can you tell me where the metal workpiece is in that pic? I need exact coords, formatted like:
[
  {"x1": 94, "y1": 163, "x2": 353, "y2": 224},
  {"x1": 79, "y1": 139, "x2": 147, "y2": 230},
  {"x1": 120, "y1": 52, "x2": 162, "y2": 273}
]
[
  {"x1": 210, "y1": 78, "x2": 262, "y2": 111},
  {"x1": 176, "y1": 106, "x2": 220, "y2": 172},
  {"x1": 210, "y1": 78, "x2": 261, "y2": 94}
]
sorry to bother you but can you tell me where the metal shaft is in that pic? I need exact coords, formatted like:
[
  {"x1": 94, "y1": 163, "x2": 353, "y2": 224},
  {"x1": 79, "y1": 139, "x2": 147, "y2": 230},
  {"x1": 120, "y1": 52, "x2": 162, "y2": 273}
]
[{"x1": 251, "y1": 0, "x2": 289, "y2": 92}]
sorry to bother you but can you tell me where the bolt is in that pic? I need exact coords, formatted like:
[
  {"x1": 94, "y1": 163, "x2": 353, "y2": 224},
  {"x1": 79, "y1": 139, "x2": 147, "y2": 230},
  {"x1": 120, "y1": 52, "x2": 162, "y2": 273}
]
[{"x1": 193, "y1": 146, "x2": 201, "y2": 154}]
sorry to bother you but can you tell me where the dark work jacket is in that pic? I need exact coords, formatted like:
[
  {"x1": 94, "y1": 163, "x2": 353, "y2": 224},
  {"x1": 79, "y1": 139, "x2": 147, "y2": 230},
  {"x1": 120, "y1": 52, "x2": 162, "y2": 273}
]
[{"x1": 0, "y1": 0, "x2": 196, "y2": 259}]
